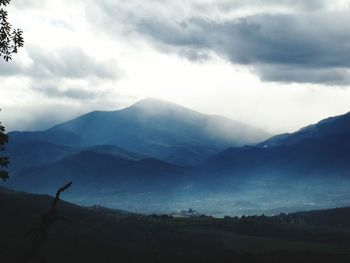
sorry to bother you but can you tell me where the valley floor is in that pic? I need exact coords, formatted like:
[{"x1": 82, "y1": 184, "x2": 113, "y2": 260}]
[{"x1": 1, "y1": 187, "x2": 350, "y2": 262}]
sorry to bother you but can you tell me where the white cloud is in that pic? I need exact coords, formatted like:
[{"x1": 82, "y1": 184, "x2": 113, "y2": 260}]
[{"x1": 1, "y1": 0, "x2": 350, "y2": 134}]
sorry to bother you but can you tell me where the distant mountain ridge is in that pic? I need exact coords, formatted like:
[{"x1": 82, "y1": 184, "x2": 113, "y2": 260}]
[
  {"x1": 9, "y1": 98, "x2": 270, "y2": 166},
  {"x1": 4, "y1": 100, "x2": 350, "y2": 215},
  {"x1": 198, "y1": 110, "x2": 350, "y2": 180},
  {"x1": 9, "y1": 150, "x2": 185, "y2": 194},
  {"x1": 259, "y1": 111, "x2": 350, "y2": 148}
]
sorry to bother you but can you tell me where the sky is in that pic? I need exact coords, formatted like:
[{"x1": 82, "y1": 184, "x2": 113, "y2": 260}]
[{"x1": 1, "y1": 0, "x2": 350, "y2": 134}]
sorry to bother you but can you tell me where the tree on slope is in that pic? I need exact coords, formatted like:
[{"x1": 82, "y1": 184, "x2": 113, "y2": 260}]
[
  {"x1": 0, "y1": 116, "x2": 9, "y2": 181},
  {"x1": 0, "y1": 0, "x2": 24, "y2": 181}
]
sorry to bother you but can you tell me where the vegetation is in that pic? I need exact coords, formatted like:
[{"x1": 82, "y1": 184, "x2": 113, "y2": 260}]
[
  {"x1": 1, "y1": 187, "x2": 350, "y2": 263},
  {"x1": 0, "y1": 0, "x2": 24, "y2": 181},
  {"x1": 0, "y1": 114, "x2": 9, "y2": 181},
  {"x1": 1, "y1": 1, "x2": 349, "y2": 262},
  {"x1": 0, "y1": 0, "x2": 24, "y2": 61}
]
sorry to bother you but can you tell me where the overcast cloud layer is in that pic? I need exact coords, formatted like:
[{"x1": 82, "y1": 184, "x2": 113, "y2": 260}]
[
  {"x1": 88, "y1": 0, "x2": 350, "y2": 85},
  {"x1": 1, "y1": 0, "x2": 350, "y2": 133}
]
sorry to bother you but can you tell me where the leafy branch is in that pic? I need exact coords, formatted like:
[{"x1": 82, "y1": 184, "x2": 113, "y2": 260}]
[{"x1": 0, "y1": 0, "x2": 24, "y2": 61}]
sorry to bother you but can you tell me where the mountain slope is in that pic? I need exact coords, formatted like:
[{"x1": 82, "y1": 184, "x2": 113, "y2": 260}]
[
  {"x1": 260, "y1": 111, "x2": 350, "y2": 148},
  {"x1": 201, "y1": 110, "x2": 350, "y2": 177},
  {"x1": 9, "y1": 98, "x2": 270, "y2": 166},
  {"x1": 4, "y1": 138, "x2": 75, "y2": 173},
  {"x1": 188, "y1": 113, "x2": 350, "y2": 214},
  {"x1": 4, "y1": 138, "x2": 146, "y2": 174},
  {"x1": 202, "y1": 134, "x2": 350, "y2": 176},
  {"x1": 8, "y1": 150, "x2": 186, "y2": 195}
]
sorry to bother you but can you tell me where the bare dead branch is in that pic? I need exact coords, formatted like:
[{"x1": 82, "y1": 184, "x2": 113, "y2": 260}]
[{"x1": 22, "y1": 182, "x2": 73, "y2": 263}]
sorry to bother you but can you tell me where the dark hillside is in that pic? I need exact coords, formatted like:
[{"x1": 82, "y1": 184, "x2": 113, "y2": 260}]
[{"x1": 1, "y1": 187, "x2": 350, "y2": 263}]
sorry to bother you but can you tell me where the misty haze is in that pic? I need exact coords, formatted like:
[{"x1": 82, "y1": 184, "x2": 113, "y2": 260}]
[{"x1": 2, "y1": 1, "x2": 350, "y2": 262}]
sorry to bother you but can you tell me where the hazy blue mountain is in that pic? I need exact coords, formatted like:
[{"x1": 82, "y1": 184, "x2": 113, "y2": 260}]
[
  {"x1": 201, "y1": 134, "x2": 350, "y2": 177},
  {"x1": 259, "y1": 111, "x2": 350, "y2": 148},
  {"x1": 6, "y1": 102, "x2": 350, "y2": 215},
  {"x1": 76, "y1": 145, "x2": 146, "y2": 161},
  {"x1": 184, "y1": 112, "x2": 350, "y2": 214},
  {"x1": 10, "y1": 132, "x2": 350, "y2": 215},
  {"x1": 10, "y1": 128, "x2": 85, "y2": 146},
  {"x1": 4, "y1": 138, "x2": 75, "y2": 173},
  {"x1": 9, "y1": 150, "x2": 186, "y2": 195},
  {"x1": 5, "y1": 138, "x2": 146, "y2": 174},
  {"x1": 201, "y1": 110, "x2": 350, "y2": 177},
  {"x1": 9, "y1": 98, "x2": 270, "y2": 166}
]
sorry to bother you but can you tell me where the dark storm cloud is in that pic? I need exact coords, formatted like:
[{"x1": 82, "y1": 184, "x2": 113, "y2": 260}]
[
  {"x1": 136, "y1": 13, "x2": 350, "y2": 85},
  {"x1": 8, "y1": 0, "x2": 349, "y2": 85},
  {"x1": 0, "y1": 46, "x2": 119, "y2": 80},
  {"x1": 214, "y1": 0, "x2": 327, "y2": 11},
  {"x1": 255, "y1": 66, "x2": 350, "y2": 85}
]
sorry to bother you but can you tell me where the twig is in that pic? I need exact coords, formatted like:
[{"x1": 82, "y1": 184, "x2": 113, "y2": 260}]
[{"x1": 22, "y1": 182, "x2": 72, "y2": 263}]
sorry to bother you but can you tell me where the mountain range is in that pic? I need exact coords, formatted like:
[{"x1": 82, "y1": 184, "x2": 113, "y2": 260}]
[
  {"x1": 204, "y1": 111, "x2": 350, "y2": 176},
  {"x1": 2, "y1": 98, "x2": 350, "y2": 215},
  {"x1": 9, "y1": 98, "x2": 269, "y2": 166}
]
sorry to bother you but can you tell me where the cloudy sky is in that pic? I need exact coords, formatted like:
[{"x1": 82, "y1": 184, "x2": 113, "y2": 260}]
[{"x1": 1, "y1": 0, "x2": 350, "y2": 134}]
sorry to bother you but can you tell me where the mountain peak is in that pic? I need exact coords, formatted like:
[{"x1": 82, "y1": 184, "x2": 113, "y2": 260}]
[
  {"x1": 132, "y1": 98, "x2": 170, "y2": 106},
  {"x1": 131, "y1": 98, "x2": 187, "y2": 111},
  {"x1": 10, "y1": 98, "x2": 270, "y2": 166},
  {"x1": 129, "y1": 98, "x2": 198, "y2": 118}
]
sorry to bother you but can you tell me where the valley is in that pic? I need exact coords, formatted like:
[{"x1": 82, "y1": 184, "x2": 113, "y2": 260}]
[{"x1": 3, "y1": 99, "x2": 350, "y2": 216}]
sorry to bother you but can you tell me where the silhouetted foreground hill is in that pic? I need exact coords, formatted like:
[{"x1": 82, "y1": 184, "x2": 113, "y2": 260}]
[{"x1": 1, "y1": 187, "x2": 350, "y2": 263}]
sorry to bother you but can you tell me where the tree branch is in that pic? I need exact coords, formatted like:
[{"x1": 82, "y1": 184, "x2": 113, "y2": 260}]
[{"x1": 22, "y1": 182, "x2": 73, "y2": 263}]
